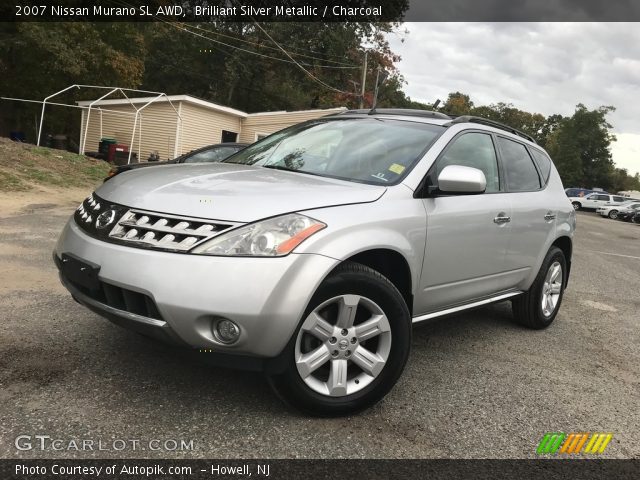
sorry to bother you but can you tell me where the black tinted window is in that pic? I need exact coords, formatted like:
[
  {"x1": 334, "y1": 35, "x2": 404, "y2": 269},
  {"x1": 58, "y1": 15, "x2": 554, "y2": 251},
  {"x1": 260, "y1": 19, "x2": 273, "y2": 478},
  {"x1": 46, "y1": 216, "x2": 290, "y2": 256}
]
[
  {"x1": 497, "y1": 137, "x2": 541, "y2": 192},
  {"x1": 613, "y1": 196, "x2": 625, "y2": 202},
  {"x1": 437, "y1": 133, "x2": 500, "y2": 193},
  {"x1": 530, "y1": 149, "x2": 552, "y2": 184},
  {"x1": 596, "y1": 195, "x2": 610, "y2": 201}
]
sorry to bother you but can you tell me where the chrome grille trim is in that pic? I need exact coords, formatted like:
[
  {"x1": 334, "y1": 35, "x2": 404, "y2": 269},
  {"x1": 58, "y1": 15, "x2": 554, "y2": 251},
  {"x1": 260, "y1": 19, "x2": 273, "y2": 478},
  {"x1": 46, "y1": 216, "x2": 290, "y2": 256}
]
[{"x1": 108, "y1": 208, "x2": 238, "y2": 252}]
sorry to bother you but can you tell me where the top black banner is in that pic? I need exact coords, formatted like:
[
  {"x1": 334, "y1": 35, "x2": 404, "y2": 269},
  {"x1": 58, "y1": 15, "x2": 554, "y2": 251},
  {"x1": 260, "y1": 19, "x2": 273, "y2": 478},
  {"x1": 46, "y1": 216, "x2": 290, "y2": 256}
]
[{"x1": 3, "y1": 0, "x2": 640, "y2": 22}]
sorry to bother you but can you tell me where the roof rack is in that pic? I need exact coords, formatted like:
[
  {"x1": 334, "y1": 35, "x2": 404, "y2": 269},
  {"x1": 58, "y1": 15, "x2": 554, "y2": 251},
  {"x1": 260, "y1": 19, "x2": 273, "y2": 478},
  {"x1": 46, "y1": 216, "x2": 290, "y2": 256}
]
[
  {"x1": 339, "y1": 108, "x2": 452, "y2": 120},
  {"x1": 446, "y1": 116, "x2": 537, "y2": 143}
]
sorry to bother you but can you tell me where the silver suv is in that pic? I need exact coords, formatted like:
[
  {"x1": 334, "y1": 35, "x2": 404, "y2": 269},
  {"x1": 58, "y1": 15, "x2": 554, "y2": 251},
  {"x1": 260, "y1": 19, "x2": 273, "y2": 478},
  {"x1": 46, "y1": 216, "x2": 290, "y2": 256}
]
[{"x1": 54, "y1": 109, "x2": 575, "y2": 415}]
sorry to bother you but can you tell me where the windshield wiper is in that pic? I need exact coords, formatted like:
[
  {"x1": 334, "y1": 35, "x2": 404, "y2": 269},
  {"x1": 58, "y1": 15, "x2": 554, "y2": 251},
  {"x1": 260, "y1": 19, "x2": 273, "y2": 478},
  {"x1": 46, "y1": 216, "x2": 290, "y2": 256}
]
[{"x1": 261, "y1": 165, "x2": 323, "y2": 178}]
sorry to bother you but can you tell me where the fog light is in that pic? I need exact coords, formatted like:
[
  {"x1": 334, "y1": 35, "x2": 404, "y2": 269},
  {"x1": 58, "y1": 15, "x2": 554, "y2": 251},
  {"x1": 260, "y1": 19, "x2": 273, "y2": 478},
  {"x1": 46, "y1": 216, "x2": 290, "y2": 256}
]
[{"x1": 214, "y1": 319, "x2": 240, "y2": 344}]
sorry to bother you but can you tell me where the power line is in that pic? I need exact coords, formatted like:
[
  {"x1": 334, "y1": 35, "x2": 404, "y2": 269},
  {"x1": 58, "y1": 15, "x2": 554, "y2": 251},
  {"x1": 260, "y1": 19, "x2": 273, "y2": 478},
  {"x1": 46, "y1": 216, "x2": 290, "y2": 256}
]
[
  {"x1": 250, "y1": 20, "x2": 357, "y2": 96},
  {"x1": 177, "y1": 22, "x2": 358, "y2": 69},
  {"x1": 188, "y1": 24, "x2": 358, "y2": 66}
]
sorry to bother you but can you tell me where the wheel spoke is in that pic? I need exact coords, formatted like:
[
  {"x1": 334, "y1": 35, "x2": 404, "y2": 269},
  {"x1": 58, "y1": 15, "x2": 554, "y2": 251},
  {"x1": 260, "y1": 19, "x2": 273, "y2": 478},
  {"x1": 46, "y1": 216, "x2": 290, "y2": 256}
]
[
  {"x1": 302, "y1": 312, "x2": 333, "y2": 342},
  {"x1": 327, "y1": 359, "x2": 348, "y2": 396},
  {"x1": 296, "y1": 344, "x2": 330, "y2": 378},
  {"x1": 550, "y1": 284, "x2": 562, "y2": 295},
  {"x1": 550, "y1": 264, "x2": 561, "y2": 283},
  {"x1": 336, "y1": 295, "x2": 360, "y2": 328},
  {"x1": 546, "y1": 294, "x2": 554, "y2": 313},
  {"x1": 351, "y1": 345, "x2": 385, "y2": 377},
  {"x1": 354, "y1": 314, "x2": 389, "y2": 342}
]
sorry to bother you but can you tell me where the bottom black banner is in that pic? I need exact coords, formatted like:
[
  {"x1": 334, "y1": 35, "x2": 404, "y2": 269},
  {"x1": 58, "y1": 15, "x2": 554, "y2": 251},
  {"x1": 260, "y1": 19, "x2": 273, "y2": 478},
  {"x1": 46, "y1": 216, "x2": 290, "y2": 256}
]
[{"x1": 2, "y1": 459, "x2": 639, "y2": 480}]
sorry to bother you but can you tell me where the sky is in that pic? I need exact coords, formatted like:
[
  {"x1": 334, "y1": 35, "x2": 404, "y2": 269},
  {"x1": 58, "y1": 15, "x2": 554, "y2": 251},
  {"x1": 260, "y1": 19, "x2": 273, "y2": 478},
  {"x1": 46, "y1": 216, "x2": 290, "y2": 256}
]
[{"x1": 387, "y1": 23, "x2": 640, "y2": 175}]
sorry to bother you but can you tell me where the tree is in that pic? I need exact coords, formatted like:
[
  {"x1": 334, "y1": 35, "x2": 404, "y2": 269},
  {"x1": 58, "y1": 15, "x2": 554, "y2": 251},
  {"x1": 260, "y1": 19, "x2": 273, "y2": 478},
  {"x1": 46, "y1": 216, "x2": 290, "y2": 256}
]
[{"x1": 546, "y1": 105, "x2": 616, "y2": 189}]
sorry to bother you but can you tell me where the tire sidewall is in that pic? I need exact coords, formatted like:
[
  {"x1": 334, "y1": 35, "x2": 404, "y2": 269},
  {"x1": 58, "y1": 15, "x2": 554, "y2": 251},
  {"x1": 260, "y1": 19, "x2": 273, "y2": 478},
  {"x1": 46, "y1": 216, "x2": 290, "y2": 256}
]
[{"x1": 269, "y1": 265, "x2": 411, "y2": 415}]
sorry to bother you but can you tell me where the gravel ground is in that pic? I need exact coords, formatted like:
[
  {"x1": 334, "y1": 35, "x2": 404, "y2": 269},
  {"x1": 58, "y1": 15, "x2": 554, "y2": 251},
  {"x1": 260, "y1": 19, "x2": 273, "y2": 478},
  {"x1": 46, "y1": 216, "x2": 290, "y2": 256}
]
[{"x1": 0, "y1": 197, "x2": 638, "y2": 459}]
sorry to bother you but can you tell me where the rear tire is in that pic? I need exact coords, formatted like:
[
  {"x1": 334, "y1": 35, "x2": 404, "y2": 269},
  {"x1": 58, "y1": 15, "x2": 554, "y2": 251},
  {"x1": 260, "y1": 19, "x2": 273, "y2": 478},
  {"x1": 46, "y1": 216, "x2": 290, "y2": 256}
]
[
  {"x1": 608, "y1": 210, "x2": 618, "y2": 219},
  {"x1": 267, "y1": 261, "x2": 411, "y2": 416},
  {"x1": 512, "y1": 247, "x2": 566, "y2": 329},
  {"x1": 572, "y1": 202, "x2": 581, "y2": 211}
]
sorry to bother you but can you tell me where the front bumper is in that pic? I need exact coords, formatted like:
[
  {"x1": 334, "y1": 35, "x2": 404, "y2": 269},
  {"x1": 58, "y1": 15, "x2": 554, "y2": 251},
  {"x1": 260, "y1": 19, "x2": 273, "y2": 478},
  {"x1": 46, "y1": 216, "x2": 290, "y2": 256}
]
[{"x1": 54, "y1": 218, "x2": 339, "y2": 359}]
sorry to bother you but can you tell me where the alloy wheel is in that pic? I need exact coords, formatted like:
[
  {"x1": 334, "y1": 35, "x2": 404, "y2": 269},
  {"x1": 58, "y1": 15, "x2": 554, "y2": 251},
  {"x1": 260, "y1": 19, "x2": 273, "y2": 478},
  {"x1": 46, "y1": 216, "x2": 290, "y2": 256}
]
[
  {"x1": 541, "y1": 261, "x2": 563, "y2": 317},
  {"x1": 295, "y1": 294, "x2": 392, "y2": 397}
]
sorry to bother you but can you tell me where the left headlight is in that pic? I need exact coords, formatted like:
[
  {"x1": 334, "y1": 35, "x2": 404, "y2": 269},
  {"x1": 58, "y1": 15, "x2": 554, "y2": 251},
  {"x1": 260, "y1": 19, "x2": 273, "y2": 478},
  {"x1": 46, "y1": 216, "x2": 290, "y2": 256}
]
[{"x1": 190, "y1": 213, "x2": 326, "y2": 257}]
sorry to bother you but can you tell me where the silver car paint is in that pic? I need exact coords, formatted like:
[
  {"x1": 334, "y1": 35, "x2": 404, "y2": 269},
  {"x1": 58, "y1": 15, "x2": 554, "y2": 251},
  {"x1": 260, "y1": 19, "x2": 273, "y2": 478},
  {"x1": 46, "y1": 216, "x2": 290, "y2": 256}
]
[
  {"x1": 54, "y1": 115, "x2": 574, "y2": 358},
  {"x1": 97, "y1": 162, "x2": 386, "y2": 223}
]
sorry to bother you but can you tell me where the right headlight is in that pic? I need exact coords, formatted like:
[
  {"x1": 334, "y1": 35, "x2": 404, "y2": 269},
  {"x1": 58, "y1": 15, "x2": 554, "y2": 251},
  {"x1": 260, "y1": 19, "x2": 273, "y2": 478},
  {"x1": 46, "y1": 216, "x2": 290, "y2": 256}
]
[{"x1": 190, "y1": 213, "x2": 326, "y2": 257}]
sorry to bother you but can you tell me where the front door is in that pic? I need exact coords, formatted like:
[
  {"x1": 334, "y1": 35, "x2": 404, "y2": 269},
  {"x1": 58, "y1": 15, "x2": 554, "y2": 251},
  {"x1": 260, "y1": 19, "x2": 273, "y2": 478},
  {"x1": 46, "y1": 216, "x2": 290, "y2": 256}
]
[{"x1": 416, "y1": 131, "x2": 512, "y2": 315}]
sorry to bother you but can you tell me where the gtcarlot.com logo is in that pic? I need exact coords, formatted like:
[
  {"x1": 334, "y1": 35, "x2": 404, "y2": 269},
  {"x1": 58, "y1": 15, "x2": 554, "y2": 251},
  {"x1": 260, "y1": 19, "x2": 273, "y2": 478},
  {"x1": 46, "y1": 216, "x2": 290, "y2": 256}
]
[
  {"x1": 15, "y1": 435, "x2": 194, "y2": 452},
  {"x1": 536, "y1": 432, "x2": 613, "y2": 455}
]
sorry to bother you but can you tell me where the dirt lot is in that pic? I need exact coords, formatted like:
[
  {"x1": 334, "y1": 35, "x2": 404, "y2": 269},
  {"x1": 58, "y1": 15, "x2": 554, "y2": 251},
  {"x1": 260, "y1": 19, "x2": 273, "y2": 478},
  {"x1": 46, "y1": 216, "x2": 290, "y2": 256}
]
[{"x1": 0, "y1": 190, "x2": 638, "y2": 459}]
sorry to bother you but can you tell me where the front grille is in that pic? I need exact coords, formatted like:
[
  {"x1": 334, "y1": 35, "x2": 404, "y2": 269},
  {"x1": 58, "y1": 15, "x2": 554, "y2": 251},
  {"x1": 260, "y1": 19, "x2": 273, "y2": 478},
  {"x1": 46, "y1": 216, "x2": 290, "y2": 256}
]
[
  {"x1": 75, "y1": 193, "x2": 237, "y2": 252},
  {"x1": 108, "y1": 209, "x2": 234, "y2": 251},
  {"x1": 62, "y1": 269, "x2": 163, "y2": 320}
]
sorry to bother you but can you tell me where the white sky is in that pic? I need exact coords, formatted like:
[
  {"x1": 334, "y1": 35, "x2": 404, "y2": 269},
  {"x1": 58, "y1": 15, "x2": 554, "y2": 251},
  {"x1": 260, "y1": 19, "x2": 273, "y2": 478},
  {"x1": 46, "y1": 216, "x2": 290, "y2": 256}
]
[{"x1": 387, "y1": 23, "x2": 640, "y2": 175}]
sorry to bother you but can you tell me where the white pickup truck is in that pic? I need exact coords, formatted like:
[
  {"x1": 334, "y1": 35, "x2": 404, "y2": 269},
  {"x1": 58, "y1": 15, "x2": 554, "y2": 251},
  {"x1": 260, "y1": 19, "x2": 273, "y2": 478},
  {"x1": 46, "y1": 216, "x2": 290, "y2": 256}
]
[{"x1": 569, "y1": 193, "x2": 629, "y2": 211}]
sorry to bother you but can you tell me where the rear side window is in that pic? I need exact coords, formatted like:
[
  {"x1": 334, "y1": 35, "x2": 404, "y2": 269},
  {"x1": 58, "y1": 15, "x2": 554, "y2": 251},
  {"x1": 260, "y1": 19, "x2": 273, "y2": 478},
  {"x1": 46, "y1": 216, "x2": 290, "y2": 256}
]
[
  {"x1": 436, "y1": 132, "x2": 500, "y2": 193},
  {"x1": 613, "y1": 196, "x2": 626, "y2": 202},
  {"x1": 596, "y1": 195, "x2": 610, "y2": 201},
  {"x1": 497, "y1": 137, "x2": 541, "y2": 192},
  {"x1": 530, "y1": 149, "x2": 552, "y2": 185}
]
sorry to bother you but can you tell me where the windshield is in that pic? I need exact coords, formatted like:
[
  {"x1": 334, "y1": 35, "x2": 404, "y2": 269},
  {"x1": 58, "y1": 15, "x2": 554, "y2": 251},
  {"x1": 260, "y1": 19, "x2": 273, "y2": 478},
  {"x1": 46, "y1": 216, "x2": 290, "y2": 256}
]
[{"x1": 222, "y1": 118, "x2": 445, "y2": 185}]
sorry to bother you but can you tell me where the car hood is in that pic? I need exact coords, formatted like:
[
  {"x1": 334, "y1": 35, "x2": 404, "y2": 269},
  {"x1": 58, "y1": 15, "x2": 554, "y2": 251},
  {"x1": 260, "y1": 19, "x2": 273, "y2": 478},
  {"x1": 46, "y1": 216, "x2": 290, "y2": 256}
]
[{"x1": 96, "y1": 163, "x2": 386, "y2": 222}]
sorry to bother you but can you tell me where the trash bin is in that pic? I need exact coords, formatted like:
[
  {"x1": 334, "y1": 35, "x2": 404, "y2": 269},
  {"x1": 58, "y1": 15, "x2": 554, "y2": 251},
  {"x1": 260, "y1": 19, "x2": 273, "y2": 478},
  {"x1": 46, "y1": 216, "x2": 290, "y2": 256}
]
[
  {"x1": 108, "y1": 144, "x2": 135, "y2": 165},
  {"x1": 99, "y1": 138, "x2": 116, "y2": 156}
]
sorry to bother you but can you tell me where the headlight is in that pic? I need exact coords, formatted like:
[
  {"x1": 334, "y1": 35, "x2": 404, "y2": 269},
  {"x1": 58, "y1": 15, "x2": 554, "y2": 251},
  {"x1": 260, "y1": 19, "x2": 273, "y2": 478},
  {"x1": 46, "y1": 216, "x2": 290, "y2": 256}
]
[{"x1": 190, "y1": 213, "x2": 326, "y2": 256}]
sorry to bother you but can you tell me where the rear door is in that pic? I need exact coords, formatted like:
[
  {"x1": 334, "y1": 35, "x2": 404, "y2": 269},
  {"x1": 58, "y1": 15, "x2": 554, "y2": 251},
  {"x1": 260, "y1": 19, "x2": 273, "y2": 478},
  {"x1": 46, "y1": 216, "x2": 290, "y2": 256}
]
[
  {"x1": 417, "y1": 131, "x2": 512, "y2": 314},
  {"x1": 498, "y1": 138, "x2": 556, "y2": 287}
]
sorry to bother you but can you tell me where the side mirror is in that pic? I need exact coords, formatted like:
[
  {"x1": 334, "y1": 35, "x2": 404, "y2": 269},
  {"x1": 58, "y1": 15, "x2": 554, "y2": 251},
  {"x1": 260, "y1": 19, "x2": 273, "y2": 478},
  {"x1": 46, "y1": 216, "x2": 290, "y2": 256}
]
[{"x1": 437, "y1": 165, "x2": 487, "y2": 194}]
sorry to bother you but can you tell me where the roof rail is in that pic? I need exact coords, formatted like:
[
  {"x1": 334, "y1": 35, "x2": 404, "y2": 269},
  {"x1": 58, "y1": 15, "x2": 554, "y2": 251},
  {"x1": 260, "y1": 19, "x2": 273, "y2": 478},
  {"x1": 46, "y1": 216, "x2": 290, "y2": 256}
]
[
  {"x1": 339, "y1": 108, "x2": 452, "y2": 120},
  {"x1": 446, "y1": 116, "x2": 537, "y2": 143}
]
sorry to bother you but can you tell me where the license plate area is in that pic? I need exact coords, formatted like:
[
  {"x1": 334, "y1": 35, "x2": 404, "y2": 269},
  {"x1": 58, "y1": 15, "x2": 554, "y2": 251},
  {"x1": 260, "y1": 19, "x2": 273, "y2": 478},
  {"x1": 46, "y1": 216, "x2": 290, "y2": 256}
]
[{"x1": 61, "y1": 253, "x2": 101, "y2": 292}]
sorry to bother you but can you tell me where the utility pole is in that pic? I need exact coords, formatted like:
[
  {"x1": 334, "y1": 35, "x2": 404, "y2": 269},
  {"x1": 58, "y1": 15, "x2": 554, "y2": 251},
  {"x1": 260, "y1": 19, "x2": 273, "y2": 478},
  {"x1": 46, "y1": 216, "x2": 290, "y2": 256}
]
[
  {"x1": 359, "y1": 50, "x2": 368, "y2": 109},
  {"x1": 372, "y1": 66, "x2": 388, "y2": 110}
]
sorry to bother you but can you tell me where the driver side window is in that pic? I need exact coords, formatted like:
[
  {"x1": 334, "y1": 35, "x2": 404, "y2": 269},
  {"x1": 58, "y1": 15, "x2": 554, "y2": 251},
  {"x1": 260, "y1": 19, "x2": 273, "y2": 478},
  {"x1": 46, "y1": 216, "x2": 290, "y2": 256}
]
[{"x1": 436, "y1": 132, "x2": 500, "y2": 193}]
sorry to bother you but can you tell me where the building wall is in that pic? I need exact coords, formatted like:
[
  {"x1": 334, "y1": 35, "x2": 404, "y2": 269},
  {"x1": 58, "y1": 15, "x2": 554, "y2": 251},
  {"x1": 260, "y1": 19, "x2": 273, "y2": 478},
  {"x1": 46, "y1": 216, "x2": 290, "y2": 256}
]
[
  {"x1": 238, "y1": 108, "x2": 345, "y2": 143},
  {"x1": 79, "y1": 100, "x2": 345, "y2": 163},
  {"x1": 178, "y1": 102, "x2": 242, "y2": 156}
]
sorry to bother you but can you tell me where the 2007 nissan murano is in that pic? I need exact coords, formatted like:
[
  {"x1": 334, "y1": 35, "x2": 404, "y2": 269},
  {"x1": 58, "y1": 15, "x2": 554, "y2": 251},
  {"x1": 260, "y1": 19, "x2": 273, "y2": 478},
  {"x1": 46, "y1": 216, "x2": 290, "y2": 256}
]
[{"x1": 55, "y1": 109, "x2": 575, "y2": 415}]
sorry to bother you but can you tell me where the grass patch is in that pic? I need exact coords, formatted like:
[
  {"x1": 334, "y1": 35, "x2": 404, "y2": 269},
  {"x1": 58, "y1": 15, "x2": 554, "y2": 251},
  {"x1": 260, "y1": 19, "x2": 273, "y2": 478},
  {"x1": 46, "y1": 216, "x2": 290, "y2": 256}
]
[{"x1": 0, "y1": 138, "x2": 110, "y2": 191}]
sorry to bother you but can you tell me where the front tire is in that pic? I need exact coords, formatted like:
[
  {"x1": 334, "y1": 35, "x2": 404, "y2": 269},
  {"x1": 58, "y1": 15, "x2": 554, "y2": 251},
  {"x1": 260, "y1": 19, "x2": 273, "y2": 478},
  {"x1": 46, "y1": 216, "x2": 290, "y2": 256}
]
[
  {"x1": 512, "y1": 247, "x2": 566, "y2": 329},
  {"x1": 268, "y1": 262, "x2": 411, "y2": 416}
]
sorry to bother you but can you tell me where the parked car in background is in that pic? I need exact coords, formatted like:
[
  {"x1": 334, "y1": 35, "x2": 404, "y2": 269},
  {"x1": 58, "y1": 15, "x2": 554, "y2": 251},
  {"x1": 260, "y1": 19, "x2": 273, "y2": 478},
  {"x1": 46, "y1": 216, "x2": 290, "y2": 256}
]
[
  {"x1": 596, "y1": 201, "x2": 640, "y2": 219},
  {"x1": 632, "y1": 211, "x2": 640, "y2": 224},
  {"x1": 104, "y1": 143, "x2": 248, "y2": 181},
  {"x1": 55, "y1": 110, "x2": 575, "y2": 415},
  {"x1": 565, "y1": 188, "x2": 606, "y2": 198},
  {"x1": 569, "y1": 193, "x2": 629, "y2": 211}
]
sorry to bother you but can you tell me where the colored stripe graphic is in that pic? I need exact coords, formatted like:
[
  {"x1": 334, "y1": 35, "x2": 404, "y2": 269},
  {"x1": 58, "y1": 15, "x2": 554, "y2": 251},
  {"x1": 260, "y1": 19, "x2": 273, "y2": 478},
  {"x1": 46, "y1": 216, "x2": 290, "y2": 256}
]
[
  {"x1": 572, "y1": 434, "x2": 589, "y2": 454},
  {"x1": 539, "y1": 433, "x2": 613, "y2": 455},
  {"x1": 537, "y1": 433, "x2": 566, "y2": 453}
]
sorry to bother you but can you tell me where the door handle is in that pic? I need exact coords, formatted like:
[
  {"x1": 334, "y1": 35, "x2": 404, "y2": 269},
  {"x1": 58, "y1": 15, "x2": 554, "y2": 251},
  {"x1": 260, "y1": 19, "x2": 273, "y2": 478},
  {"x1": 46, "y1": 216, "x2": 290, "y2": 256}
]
[
  {"x1": 544, "y1": 212, "x2": 556, "y2": 221},
  {"x1": 493, "y1": 213, "x2": 511, "y2": 224}
]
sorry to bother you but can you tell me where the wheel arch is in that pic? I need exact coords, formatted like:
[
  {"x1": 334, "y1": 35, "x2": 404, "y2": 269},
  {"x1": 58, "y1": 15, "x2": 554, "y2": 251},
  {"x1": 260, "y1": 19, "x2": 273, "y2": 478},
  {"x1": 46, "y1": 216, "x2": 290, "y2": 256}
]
[
  {"x1": 551, "y1": 236, "x2": 572, "y2": 285},
  {"x1": 343, "y1": 248, "x2": 414, "y2": 315}
]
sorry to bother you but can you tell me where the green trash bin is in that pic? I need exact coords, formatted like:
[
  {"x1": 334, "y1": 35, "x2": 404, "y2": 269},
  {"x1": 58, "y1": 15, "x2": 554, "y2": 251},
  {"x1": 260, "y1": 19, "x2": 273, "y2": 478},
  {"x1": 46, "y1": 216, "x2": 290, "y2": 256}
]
[{"x1": 99, "y1": 138, "x2": 116, "y2": 156}]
